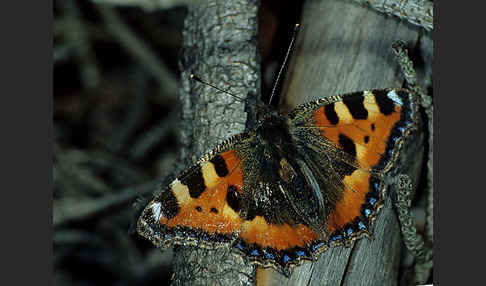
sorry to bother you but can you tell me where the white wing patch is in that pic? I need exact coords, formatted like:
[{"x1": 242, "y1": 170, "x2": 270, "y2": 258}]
[
  {"x1": 150, "y1": 202, "x2": 162, "y2": 219},
  {"x1": 386, "y1": 90, "x2": 403, "y2": 106}
]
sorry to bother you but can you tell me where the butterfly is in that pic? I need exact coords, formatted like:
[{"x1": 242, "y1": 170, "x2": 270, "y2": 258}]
[{"x1": 136, "y1": 86, "x2": 420, "y2": 275}]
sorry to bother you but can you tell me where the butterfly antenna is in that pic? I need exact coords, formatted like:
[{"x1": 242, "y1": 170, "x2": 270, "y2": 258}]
[
  {"x1": 268, "y1": 23, "x2": 301, "y2": 106},
  {"x1": 189, "y1": 74, "x2": 246, "y2": 102}
]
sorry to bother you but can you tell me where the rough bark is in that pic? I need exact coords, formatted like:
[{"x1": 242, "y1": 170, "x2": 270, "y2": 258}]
[
  {"x1": 350, "y1": 0, "x2": 433, "y2": 31},
  {"x1": 172, "y1": 1, "x2": 260, "y2": 285}
]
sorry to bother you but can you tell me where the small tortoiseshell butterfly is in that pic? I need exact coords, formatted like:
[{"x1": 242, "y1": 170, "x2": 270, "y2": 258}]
[{"x1": 136, "y1": 83, "x2": 420, "y2": 275}]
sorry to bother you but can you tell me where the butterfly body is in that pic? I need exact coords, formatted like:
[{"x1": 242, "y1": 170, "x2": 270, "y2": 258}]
[{"x1": 137, "y1": 88, "x2": 420, "y2": 275}]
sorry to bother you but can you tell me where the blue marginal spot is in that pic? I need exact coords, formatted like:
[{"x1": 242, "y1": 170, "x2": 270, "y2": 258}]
[
  {"x1": 214, "y1": 234, "x2": 224, "y2": 242},
  {"x1": 164, "y1": 233, "x2": 173, "y2": 239},
  {"x1": 265, "y1": 252, "x2": 275, "y2": 260},
  {"x1": 391, "y1": 136, "x2": 398, "y2": 143},
  {"x1": 250, "y1": 249, "x2": 260, "y2": 256},
  {"x1": 283, "y1": 254, "x2": 292, "y2": 264},
  {"x1": 346, "y1": 228, "x2": 353, "y2": 236},
  {"x1": 176, "y1": 231, "x2": 183, "y2": 237},
  {"x1": 387, "y1": 149, "x2": 393, "y2": 156},
  {"x1": 331, "y1": 235, "x2": 342, "y2": 241},
  {"x1": 296, "y1": 250, "x2": 306, "y2": 257},
  {"x1": 311, "y1": 241, "x2": 325, "y2": 252},
  {"x1": 398, "y1": 126, "x2": 404, "y2": 132},
  {"x1": 236, "y1": 243, "x2": 244, "y2": 251},
  {"x1": 364, "y1": 209, "x2": 371, "y2": 217},
  {"x1": 201, "y1": 233, "x2": 209, "y2": 241},
  {"x1": 369, "y1": 197, "x2": 377, "y2": 205},
  {"x1": 358, "y1": 221, "x2": 366, "y2": 230},
  {"x1": 404, "y1": 120, "x2": 411, "y2": 125},
  {"x1": 373, "y1": 182, "x2": 379, "y2": 190}
]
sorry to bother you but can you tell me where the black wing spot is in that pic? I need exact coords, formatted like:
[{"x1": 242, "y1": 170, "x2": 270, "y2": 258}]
[
  {"x1": 364, "y1": 135, "x2": 370, "y2": 143},
  {"x1": 338, "y1": 133, "x2": 356, "y2": 158},
  {"x1": 195, "y1": 206, "x2": 202, "y2": 212},
  {"x1": 371, "y1": 123, "x2": 375, "y2": 131},
  {"x1": 246, "y1": 199, "x2": 258, "y2": 221},
  {"x1": 181, "y1": 166, "x2": 206, "y2": 199},
  {"x1": 324, "y1": 103, "x2": 339, "y2": 125},
  {"x1": 374, "y1": 91, "x2": 395, "y2": 115},
  {"x1": 210, "y1": 207, "x2": 218, "y2": 214},
  {"x1": 343, "y1": 95, "x2": 368, "y2": 120},
  {"x1": 210, "y1": 155, "x2": 229, "y2": 177},
  {"x1": 332, "y1": 160, "x2": 356, "y2": 177},
  {"x1": 226, "y1": 185, "x2": 240, "y2": 213},
  {"x1": 159, "y1": 191, "x2": 180, "y2": 219}
]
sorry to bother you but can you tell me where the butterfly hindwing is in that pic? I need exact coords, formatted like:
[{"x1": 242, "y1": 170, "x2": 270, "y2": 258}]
[{"x1": 231, "y1": 144, "x2": 323, "y2": 271}]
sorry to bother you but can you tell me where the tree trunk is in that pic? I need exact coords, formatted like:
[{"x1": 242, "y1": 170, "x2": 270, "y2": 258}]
[{"x1": 171, "y1": 0, "x2": 431, "y2": 285}]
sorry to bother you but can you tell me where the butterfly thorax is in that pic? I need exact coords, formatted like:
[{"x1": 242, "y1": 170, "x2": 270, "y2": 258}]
[{"x1": 254, "y1": 113, "x2": 293, "y2": 149}]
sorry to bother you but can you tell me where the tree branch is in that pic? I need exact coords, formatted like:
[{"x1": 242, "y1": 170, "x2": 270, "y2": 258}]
[
  {"x1": 172, "y1": 0, "x2": 260, "y2": 284},
  {"x1": 351, "y1": 0, "x2": 433, "y2": 31}
]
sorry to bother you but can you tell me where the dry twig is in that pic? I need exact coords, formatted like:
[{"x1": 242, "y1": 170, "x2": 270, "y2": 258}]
[{"x1": 352, "y1": 0, "x2": 433, "y2": 31}]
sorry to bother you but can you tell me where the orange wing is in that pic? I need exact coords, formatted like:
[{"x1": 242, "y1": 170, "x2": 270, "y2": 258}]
[{"x1": 137, "y1": 134, "x2": 251, "y2": 248}]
